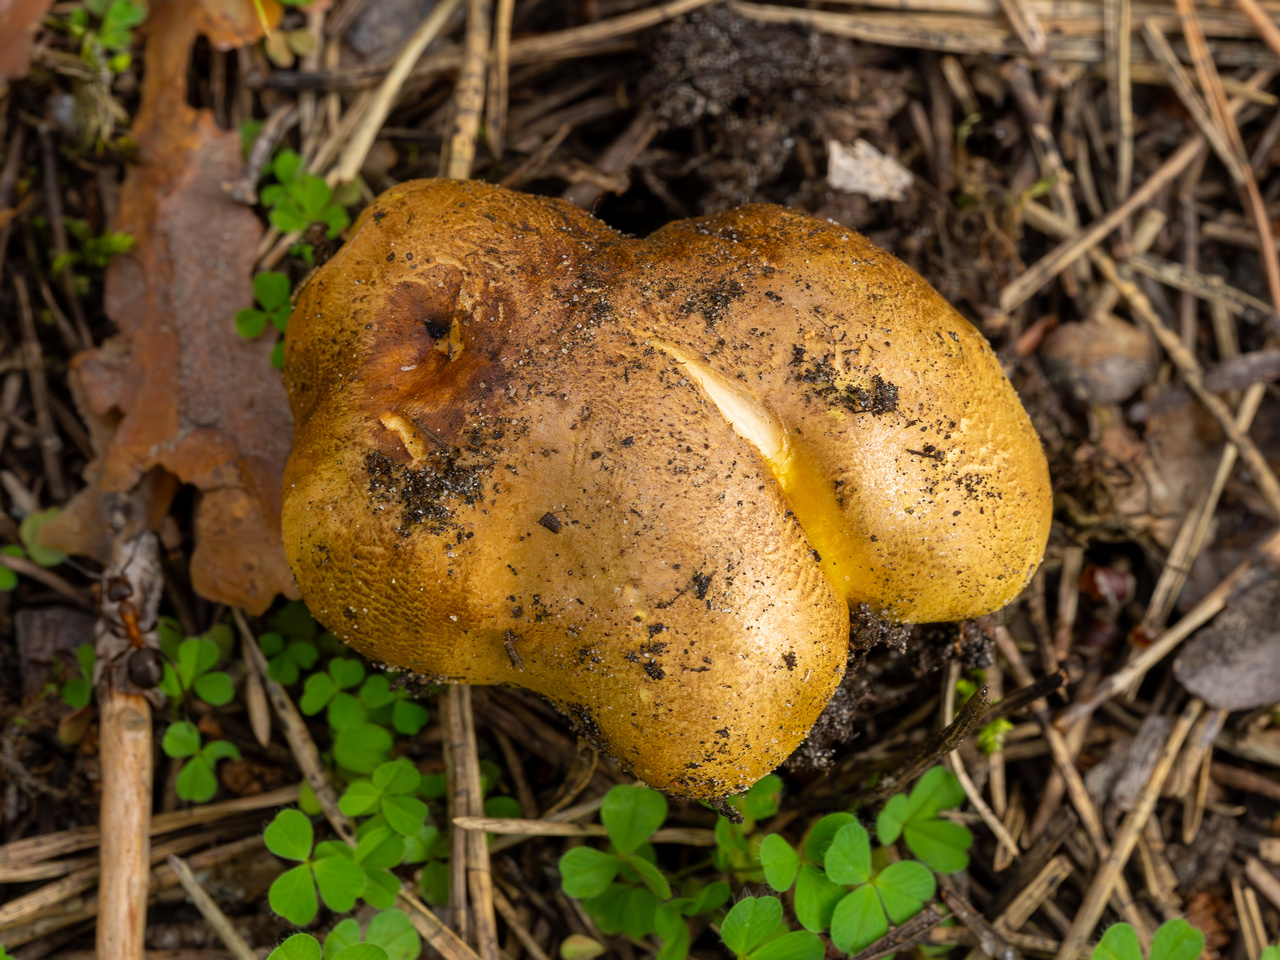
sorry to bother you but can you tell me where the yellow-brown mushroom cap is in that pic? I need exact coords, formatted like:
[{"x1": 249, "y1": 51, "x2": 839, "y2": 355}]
[{"x1": 282, "y1": 179, "x2": 1052, "y2": 798}]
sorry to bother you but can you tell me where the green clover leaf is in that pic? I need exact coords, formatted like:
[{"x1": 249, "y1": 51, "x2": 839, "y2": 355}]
[
  {"x1": 601, "y1": 784, "x2": 668, "y2": 855},
  {"x1": 1093, "y1": 923, "x2": 1142, "y2": 960},
  {"x1": 559, "y1": 847, "x2": 622, "y2": 899},
  {"x1": 721, "y1": 895, "x2": 784, "y2": 957}
]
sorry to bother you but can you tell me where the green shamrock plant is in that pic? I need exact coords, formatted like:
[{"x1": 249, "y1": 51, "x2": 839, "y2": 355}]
[
  {"x1": 760, "y1": 815, "x2": 935, "y2": 951},
  {"x1": 824, "y1": 823, "x2": 935, "y2": 953},
  {"x1": 265, "y1": 908, "x2": 420, "y2": 960},
  {"x1": 558, "y1": 783, "x2": 729, "y2": 958},
  {"x1": 259, "y1": 631, "x2": 320, "y2": 685},
  {"x1": 719, "y1": 896, "x2": 824, "y2": 960},
  {"x1": 264, "y1": 809, "x2": 368, "y2": 925},
  {"x1": 235, "y1": 272, "x2": 291, "y2": 340},
  {"x1": 62, "y1": 0, "x2": 146, "y2": 73},
  {"x1": 158, "y1": 635, "x2": 235, "y2": 707},
  {"x1": 875, "y1": 766, "x2": 973, "y2": 872},
  {"x1": 322, "y1": 909, "x2": 421, "y2": 959},
  {"x1": 2, "y1": 508, "x2": 69, "y2": 591},
  {"x1": 339, "y1": 758, "x2": 429, "y2": 837},
  {"x1": 560, "y1": 785, "x2": 672, "y2": 903},
  {"x1": 19, "y1": 508, "x2": 68, "y2": 567},
  {"x1": 300, "y1": 658, "x2": 415, "y2": 772},
  {"x1": 261, "y1": 150, "x2": 350, "y2": 239},
  {"x1": 161, "y1": 721, "x2": 241, "y2": 804},
  {"x1": 51, "y1": 220, "x2": 135, "y2": 276},
  {"x1": 300, "y1": 657, "x2": 367, "y2": 723},
  {"x1": 1092, "y1": 919, "x2": 1204, "y2": 960},
  {"x1": 61, "y1": 643, "x2": 96, "y2": 709},
  {"x1": 713, "y1": 774, "x2": 783, "y2": 878}
]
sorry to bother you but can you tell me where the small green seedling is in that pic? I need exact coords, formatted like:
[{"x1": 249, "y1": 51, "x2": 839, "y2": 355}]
[
  {"x1": 61, "y1": 643, "x2": 97, "y2": 709},
  {"x1": 719, "y1": 896, "x2": 824, "y2": 960},
  {"x1": 158, "y1": 636, "x2": 235, "y2": 707},
  {"x1": 52, "y1": 220, "x2": 135, "y2": 275},
  {"x1": 265, "y1": 809, "x2": 368, "y2": 925},
  {"x1": 976, "y1": 717, "x2": 1014, "y2": 755},
  {"x1": 876, "y1": 766, "x2": 974, "y2": 872},
  {"x1": 1092, "y1": 919, "x2": 1204, "y2": 960},
  {"x1": 161, "y1": 721, "x2": 241, "y2": 803}
]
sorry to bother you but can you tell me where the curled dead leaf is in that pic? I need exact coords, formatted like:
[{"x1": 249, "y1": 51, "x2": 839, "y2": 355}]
[{"x1": 42, "y1": 0, "x2": 297, "y2": 613}]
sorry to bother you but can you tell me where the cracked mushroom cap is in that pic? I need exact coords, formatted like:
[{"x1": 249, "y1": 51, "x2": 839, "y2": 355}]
[{"x1": 282, "y1": 179, "x2": 1051, "y2": 798}]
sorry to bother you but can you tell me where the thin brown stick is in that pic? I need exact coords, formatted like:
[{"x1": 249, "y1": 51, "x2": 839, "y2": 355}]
[
  {"x1": 0, "y1": 784, "x2": 298, "y2": 865},
  {"x1": 13, "y1": 276, "x2": 66, "y2": 501},
  {"x1": 487, "y1": 796, "x2": 606, "y2": 854},
  {"x1": 443, "y1": 691, "x2": 469, "y2": 942},
  {"x1": 37, "y1": 127, "x2": 91, "y2": 349},
  {"x1": 562, "y1": 105, "x2": 660, "y2": 209},
  {"x1": 491, "y1": 727, "x2": 538, "y2": 819},
  {"x1": 1054, "y1": 699, "x2": 1204, "y2": 960},
  {"x1": 95, "y1": 687, "x2": 152, "y2": 960},
  {"x1": 0, "y1": 825, "x2": 253, "y2": 930},
  {"x1": 943, "y1": 663, "x2": 1018, "y2": 858},
  {"x1": 453, "y1": 817, "x2": 716, "y2": 844},
  {"x1": 1234, "y1": 0, "x2": 1280, "y2": 60},
  {"x1": 166, "y1": 854, "x2": 257, "y2": 960},
  {"x1": 485, "y1": 0, "x2": 516, "y2": 158},
  {"x1": 241, "y1": 629, "x2": 272, "y2": 749},
  {"x1": 1059, "y1": 532, "x2": 1280, "y2": 728},
  {"x1": 441, "y1": 0, "x2": 493, "y2": 179},
  {"x1": 1245, "y1": 857, "x2": 1280, "y2": 912},
  {"x1": 1175, "y1": 0, "x2": 1280, "y2": 310},
  {"x1": 939, "y1": 873, "x2": 1024, "y2": 960},
  {"x1": 1143, "y1": 22, "x2": 1246, "y2": 182},
  {"x1": 1105, "y1": 0, "x2": 1132, "y2": 206},
  {"x1": 334, "y1": 0, "x2": 464, "y2": 184},
  {"x1": 234, "y1": 613, "x2": 479, "y2": 960},
  {"x1": 999, "y1": 0, "x2": 1047, "y2": 56},
  {"x1": 0, "y1": 552, "x2": 93, "y2": 609},
  {"x1": 1000, "y1": 70, "x2": 1272, "y2": 310},
  {"x1": 849, "y1": 904, "x2": 947, "y2": 960},
  {"x1": 449, "y1": 686, "x2": 499, "y2": 960},
  {"x1": 492, "y1": 886, "x2": 553, "y2": 960},
  {"x1": 1053, "y1": 546, "x2": 1083, "y2": 662},
  {"x1": 233, "y1": 609, "x2": 356, "y2": 844}
]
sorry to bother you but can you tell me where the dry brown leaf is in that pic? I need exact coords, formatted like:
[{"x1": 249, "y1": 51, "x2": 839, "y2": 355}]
[
  {"x1": 199, "y1": 0, "x2": 283, "y2": 49},
  {"x1": 43, "y1": 0, "x2": 297, "y2": 614},
  {"x1": 0, "y1": 0, "x2": 54, "y2": 83}
]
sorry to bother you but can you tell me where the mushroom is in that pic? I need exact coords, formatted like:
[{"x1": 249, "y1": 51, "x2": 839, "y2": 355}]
[{"x1": 282, "y1": 179, "x2": 1052, "y2": 799}]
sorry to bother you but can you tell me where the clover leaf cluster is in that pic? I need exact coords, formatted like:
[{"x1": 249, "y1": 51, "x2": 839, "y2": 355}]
[{"x1": 558, "y1": 767, "x2": 972, "y2": 959}]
